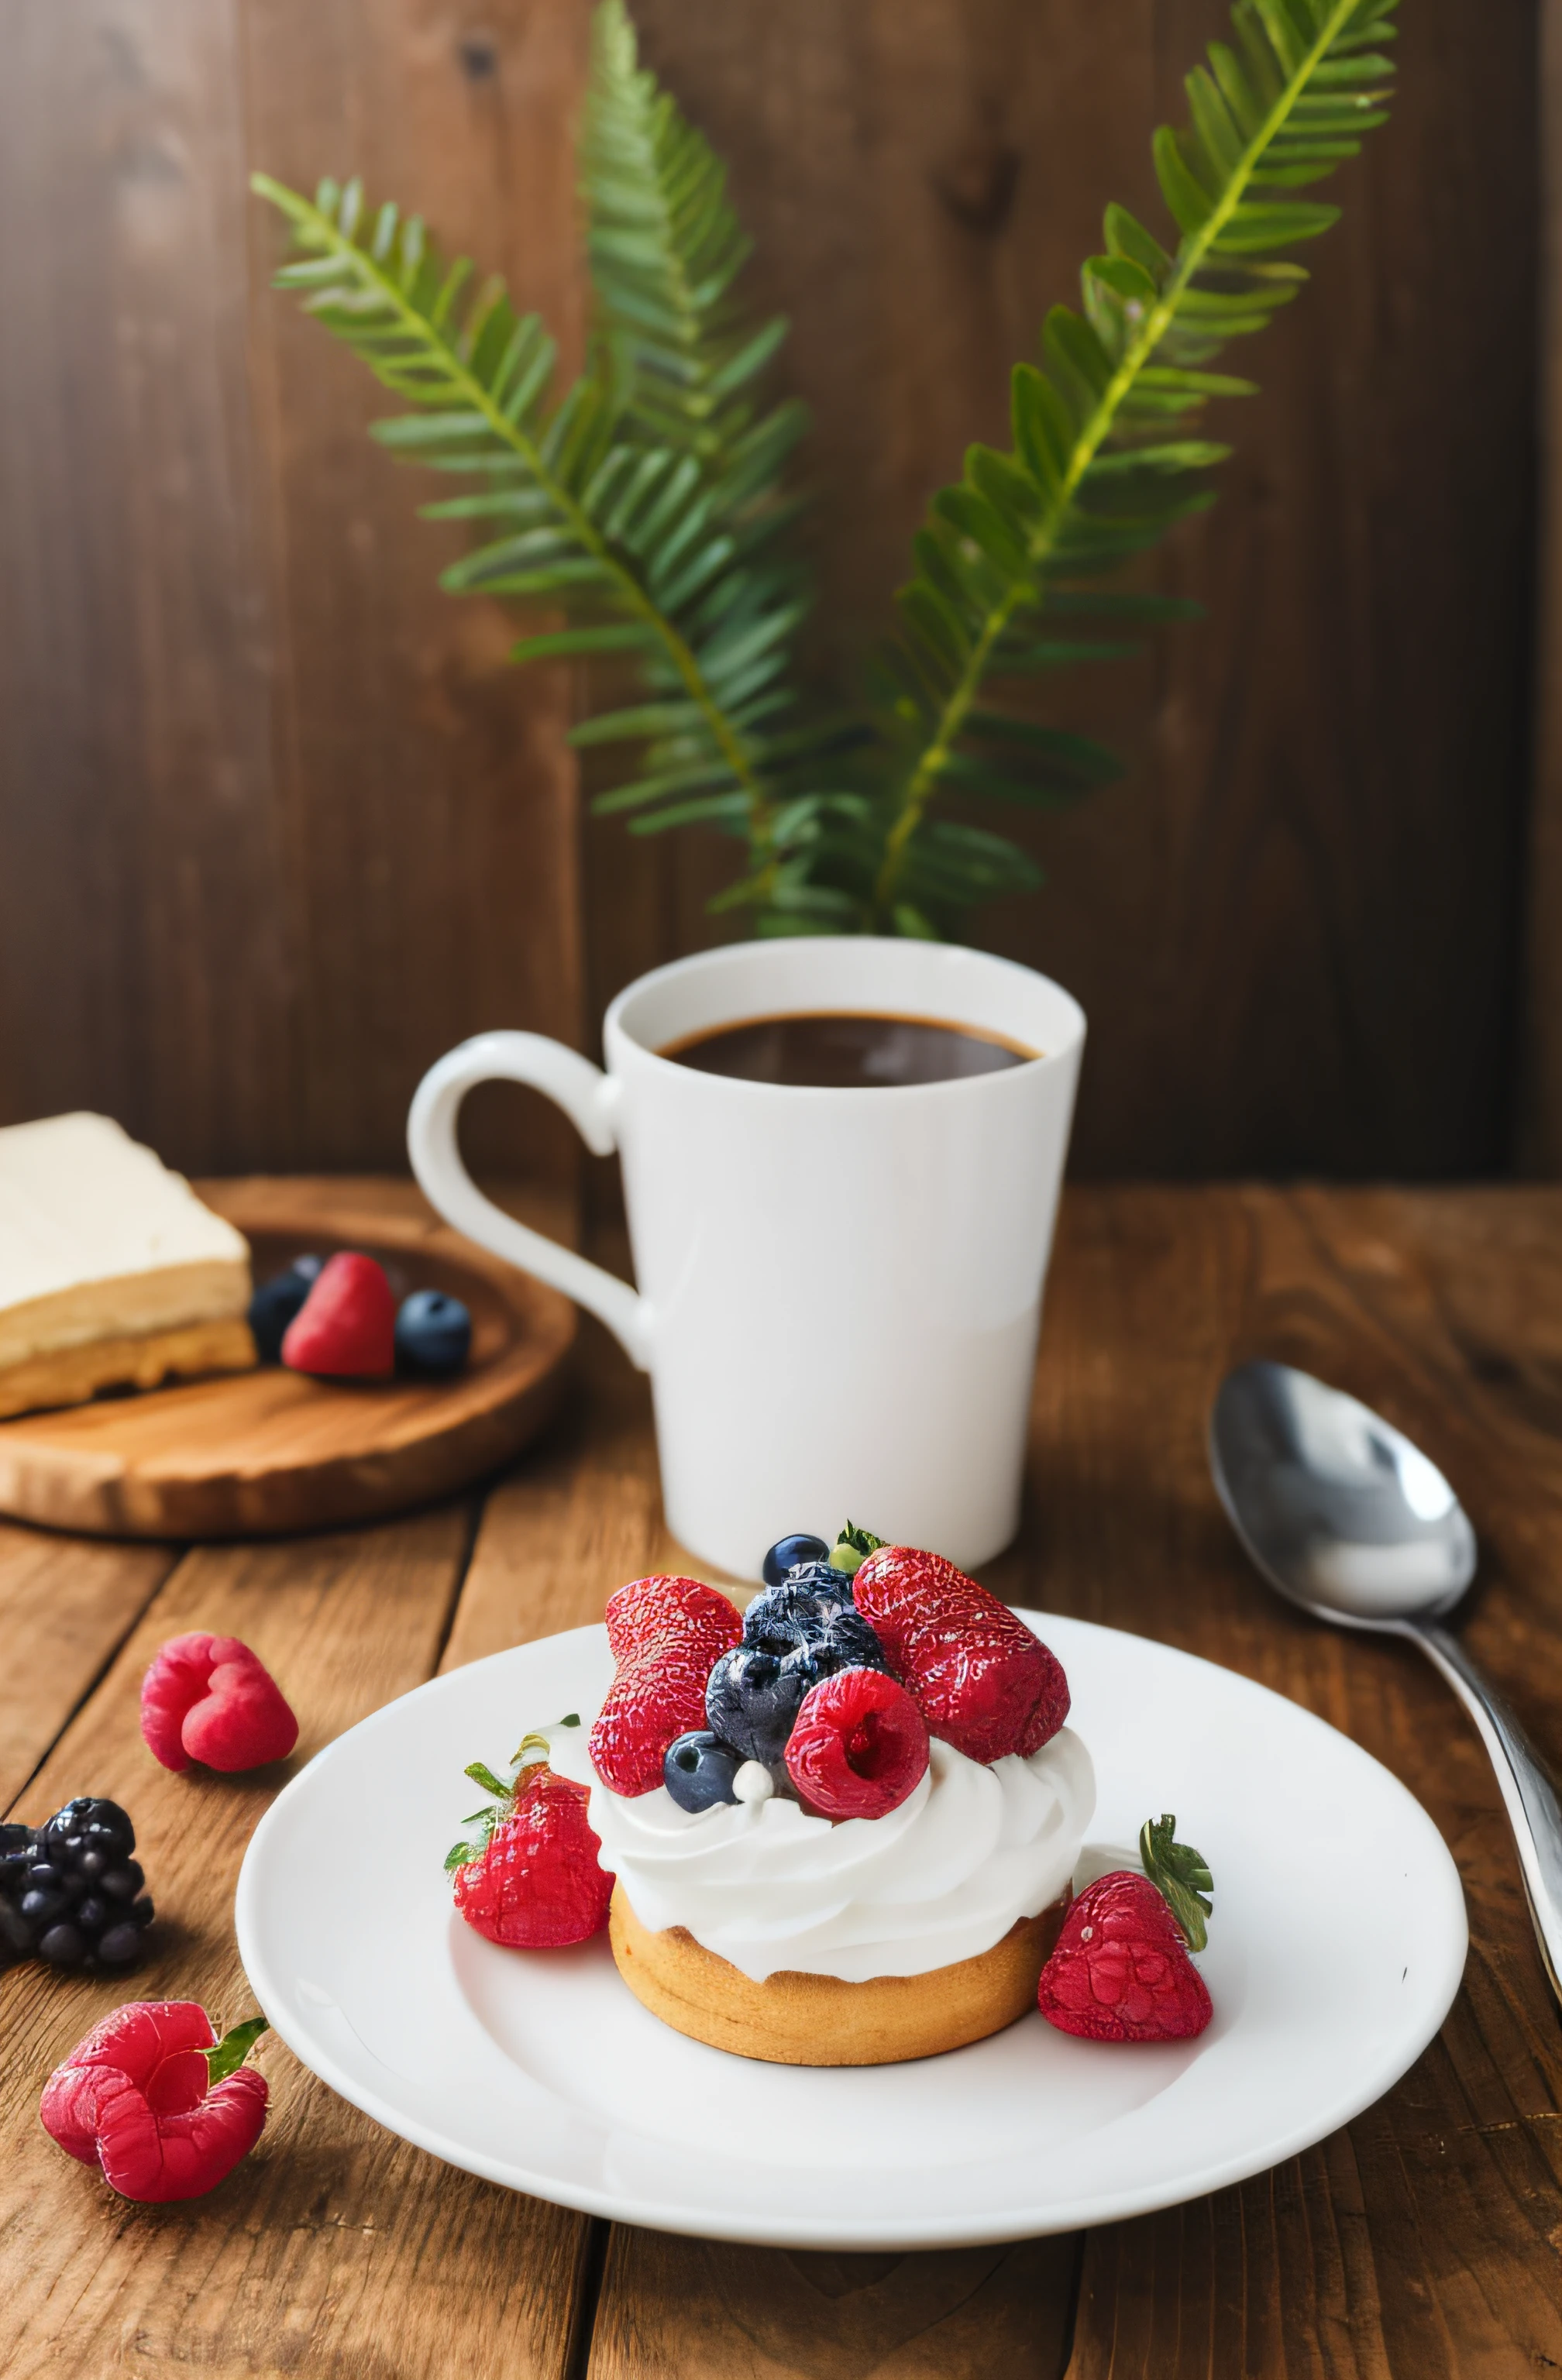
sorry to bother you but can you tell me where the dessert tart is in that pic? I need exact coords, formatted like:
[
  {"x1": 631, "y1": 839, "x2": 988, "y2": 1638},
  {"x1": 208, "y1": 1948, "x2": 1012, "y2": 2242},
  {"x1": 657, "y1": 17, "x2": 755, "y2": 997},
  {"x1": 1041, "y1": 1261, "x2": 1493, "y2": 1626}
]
[
  {"x1": 446, "y1": 1525, "x2": 1216, "y2": 2059},
  {"x1": 584, "y1": 1527, "x2": 1094, "y2": 2065}
]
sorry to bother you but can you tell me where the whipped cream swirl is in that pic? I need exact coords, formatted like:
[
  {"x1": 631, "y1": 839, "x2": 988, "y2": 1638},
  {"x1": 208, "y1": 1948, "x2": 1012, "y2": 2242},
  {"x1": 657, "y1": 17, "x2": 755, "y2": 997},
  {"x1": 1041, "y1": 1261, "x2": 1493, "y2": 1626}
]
[{"x1": 584, "y1": 1727, "x2": 1095, "y2": 1985}]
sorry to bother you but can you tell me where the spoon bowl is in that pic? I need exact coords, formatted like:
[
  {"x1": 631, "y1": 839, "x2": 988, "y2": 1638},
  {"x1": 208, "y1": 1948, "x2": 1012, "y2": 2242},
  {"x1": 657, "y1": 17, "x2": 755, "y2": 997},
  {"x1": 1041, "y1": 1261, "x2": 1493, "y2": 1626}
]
[
  {"x1": 1209, "y1": 1358, "x2": 1562, "y2": 2007},
  {"x1": 1209, "y1": 1360, "x2": 1476, "y2": 1626}
]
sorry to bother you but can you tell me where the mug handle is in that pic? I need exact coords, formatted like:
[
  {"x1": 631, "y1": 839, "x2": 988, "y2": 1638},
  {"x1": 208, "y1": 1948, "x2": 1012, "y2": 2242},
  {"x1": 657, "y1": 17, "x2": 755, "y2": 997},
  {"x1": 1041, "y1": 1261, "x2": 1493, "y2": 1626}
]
[{"x1": 407, "y1": 1032, "x2": 652, "y2": 1370}]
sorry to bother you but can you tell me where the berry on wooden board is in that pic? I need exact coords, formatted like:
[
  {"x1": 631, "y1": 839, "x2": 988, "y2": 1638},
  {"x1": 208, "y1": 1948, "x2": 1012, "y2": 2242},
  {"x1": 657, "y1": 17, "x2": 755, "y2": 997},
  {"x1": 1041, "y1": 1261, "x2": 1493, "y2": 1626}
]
[
  {"x1": 853, "y1": 1545, "x2": 1069, "y2": 1762},
  {"x1": 40, "y1": 2001, "x2": 269, "y2": 2201},
  {"x1": 247, "y1": 1256, "x2": 324, "y2": 1362},
  {"x1": 280, "y1": 1250, "x2": 396, "y2": 1377},
  {"x1": 590, "y1": 1575, "x2": 744, "y2": 1796},
  {"x1": 395, "y1": 1288, "x2": 471, "y2": 1377},
  {"x1": 785, "y1": 1668, "x2": 931, "y2": 1820},
  {"x1": 141, "y1": 1634, "x2": 299, "y2": 1773},
  {"x1": 0, "y1": 1798, "x2": 156, "y2": 1974},
  {"x1": 449, "y1": 1737, "x2": 612, "y2": 1948},
  {"x1": 1037, "y1": 1816, "x2": 1215, "y2": 2043}
]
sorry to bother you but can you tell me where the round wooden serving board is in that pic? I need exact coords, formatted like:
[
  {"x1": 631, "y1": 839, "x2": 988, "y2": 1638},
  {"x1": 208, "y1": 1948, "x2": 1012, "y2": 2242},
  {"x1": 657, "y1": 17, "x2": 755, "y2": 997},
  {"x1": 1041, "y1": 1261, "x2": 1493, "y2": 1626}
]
[{"x1": 0, "y1": 1179, "x2": 577, "y2": 1540}]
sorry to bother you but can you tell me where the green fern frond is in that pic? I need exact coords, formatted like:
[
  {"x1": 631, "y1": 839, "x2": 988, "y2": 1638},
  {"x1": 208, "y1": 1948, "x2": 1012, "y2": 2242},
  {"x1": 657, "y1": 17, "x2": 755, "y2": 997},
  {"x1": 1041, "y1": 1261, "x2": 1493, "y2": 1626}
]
[
  {"x1": 863, "y1": 0, "x2": 1397, "y2": 930},
  {"x1": 251, "y1": 165, "x2": 814, "y2": 895}
]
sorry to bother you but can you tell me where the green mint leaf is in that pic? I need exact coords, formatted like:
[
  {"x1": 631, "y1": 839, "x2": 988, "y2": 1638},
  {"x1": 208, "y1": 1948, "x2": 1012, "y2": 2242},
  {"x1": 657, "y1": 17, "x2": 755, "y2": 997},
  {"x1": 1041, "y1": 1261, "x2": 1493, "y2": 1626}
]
[
  {"x1": 1139, "y1": 1812, "x2": 1214, "y2": 1952},
  {"x1": 204, "y1": 2015, "x2": 269, "y2": 2085}
]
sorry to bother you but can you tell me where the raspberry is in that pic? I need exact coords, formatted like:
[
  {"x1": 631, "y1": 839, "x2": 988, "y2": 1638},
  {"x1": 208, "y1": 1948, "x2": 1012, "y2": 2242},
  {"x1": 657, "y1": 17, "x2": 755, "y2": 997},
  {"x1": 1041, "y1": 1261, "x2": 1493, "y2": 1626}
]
[
  {"x1": 280, "y1": 1250, "x2": 396, "y2": 1377},
  {"x1": 590, "y1": 1575, "x2": 742, "y2": 1796},
  {"x1": 784, "y1": 1669, "x2": 930, "y2": 1820},
  {"x1": 40, "y1": 2000, "x2": 269, "y2": 2201},
  {"x1": 451, "y1": 1763, "x2": 612, "y2": 1948},
  {"x1": 141, "y1": 1634, "x2": 299, "y2": 1773},
  {"x1": 1037, "y1": 1870, "x2": 1213, "y2": 2043},
  {"x1": 852, "y1": 1546, "x2": 1069, "y2": 1763}
]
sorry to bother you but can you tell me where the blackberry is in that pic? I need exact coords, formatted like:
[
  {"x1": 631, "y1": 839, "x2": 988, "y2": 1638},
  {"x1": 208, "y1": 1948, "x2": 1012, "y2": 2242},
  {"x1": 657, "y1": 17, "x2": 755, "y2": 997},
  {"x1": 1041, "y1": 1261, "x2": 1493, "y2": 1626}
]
[{"x1": 0, "y1": 1797, "x2": 154, "y2": 1973}]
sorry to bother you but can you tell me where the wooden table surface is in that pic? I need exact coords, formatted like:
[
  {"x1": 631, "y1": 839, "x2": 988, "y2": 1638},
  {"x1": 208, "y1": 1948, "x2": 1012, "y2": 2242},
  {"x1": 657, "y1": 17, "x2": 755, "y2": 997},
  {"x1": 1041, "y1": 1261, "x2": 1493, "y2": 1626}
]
[{"x1": 5, "y1": 1179, "x2": 1562, "y2": 2378}]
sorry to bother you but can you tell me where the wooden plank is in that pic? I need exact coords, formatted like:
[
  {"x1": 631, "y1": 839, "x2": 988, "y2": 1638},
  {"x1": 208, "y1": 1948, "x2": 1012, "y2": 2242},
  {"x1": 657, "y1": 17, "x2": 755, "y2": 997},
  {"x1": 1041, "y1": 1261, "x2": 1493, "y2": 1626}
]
[
  {"x1": 0, "y1": 0, "x2": 590, "y2": 1185},
  {"x1": 1003, "y1": 1187, "x2": 1562, "y2": 2378},
  {"x1": 1526, "y1": 0, "x2": 1562, "y2": 1173},
  {"x1": 0, "y1": 1509, "x2": 593, "y2": 2380},
  {"x1": 0, "y1": 0, "x2": 292, "y2": 1168},
  {"x1": 590, "y1": 0, "x2": 1536, "y2": 1178},
  {"x1": 0, "y1": 1525, "x2": 174, "y2": 1810},
  {"x1": 585, "y1": 2232, "x2": 1081, "y2": 2380},
  {"x1": 238, "y1": 0, "x2": 592, "y2": 1183}
]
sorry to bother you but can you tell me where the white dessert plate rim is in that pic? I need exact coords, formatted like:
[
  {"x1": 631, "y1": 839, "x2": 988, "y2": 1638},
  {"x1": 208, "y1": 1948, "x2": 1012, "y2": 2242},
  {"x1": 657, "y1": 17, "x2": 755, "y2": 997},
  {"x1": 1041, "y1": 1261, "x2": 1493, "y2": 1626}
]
[{"x1": 236, "y1": 1611, "x2": 1467, "y2": 2250}]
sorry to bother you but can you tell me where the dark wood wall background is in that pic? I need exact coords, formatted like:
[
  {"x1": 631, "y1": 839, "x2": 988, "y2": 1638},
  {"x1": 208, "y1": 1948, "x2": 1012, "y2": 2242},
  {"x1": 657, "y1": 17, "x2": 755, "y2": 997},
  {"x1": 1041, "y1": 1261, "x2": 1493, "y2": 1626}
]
[{"x1": 0, "y1": 0, "x2": 1543, "y2": 1194}]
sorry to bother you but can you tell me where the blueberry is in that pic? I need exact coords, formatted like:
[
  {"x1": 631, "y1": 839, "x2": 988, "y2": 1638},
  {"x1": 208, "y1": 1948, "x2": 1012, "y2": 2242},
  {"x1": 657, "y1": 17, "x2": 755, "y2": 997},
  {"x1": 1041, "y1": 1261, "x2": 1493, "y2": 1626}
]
[
  {"x1": 742, "y1": 1583, "x2": 889, "y2": 1680},
  {"x1": 95, "y1": 1922, "x2": 146, "y2": 1967},
  {"x1": 761, "y1": 1533, "x2": 831, "y2": 1587},
  {"x1": 248, "y1": 1256, "x2": 324, "y2": 1362},
  {"x1": 663, "y1": 1731, "x2": 741, "y2": 1814},
  {"x1": 395, "y1": 1289, "x2": 472, "y2": 1378},
  {"x1": 38, "y1": 1923, "x2": 85, "y2": 1968}
]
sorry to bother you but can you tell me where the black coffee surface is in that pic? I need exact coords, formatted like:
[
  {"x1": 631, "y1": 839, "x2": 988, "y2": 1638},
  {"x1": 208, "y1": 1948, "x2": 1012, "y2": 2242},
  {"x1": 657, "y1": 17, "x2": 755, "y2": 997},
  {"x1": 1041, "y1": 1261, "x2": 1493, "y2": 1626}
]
[{"x1": 661, "y1": 1010, "x2": 1037, "y2": 1089}]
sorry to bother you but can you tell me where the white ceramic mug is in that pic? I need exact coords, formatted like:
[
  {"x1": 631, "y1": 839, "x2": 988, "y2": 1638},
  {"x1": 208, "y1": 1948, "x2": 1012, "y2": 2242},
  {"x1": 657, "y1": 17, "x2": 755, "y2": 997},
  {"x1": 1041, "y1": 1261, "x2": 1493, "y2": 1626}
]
[{"x1": 408, "y1": 937, "x2": 1084, "y2": 1578}]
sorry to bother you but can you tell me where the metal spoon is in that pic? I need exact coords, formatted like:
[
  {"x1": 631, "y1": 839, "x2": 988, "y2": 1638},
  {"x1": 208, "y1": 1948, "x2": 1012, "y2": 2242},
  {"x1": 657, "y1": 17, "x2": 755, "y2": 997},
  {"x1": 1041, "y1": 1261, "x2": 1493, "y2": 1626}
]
[{"x1": 1209, "y1": 1357, "x2": 1562, "y2": 2005}]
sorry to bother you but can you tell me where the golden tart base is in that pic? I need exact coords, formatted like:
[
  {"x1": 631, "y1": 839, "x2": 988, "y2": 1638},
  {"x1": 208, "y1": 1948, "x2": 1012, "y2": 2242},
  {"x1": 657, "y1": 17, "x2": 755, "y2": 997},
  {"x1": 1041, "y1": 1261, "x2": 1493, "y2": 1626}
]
[{"x1": 608, "y1": 1881, "x2": 1069, "y2": 2067}]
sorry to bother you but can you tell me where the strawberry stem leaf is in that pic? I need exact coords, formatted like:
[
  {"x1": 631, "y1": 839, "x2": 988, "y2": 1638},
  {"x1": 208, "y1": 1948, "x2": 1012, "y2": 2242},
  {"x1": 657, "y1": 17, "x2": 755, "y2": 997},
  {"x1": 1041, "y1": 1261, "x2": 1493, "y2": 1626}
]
[
  {"x1": 204, "y1": 2015, "x2": 270, "y2": 2084},
  {"x1": 832, "y1": 1520, "x2": 887, "y2": 1573},
  {"x1": 1140, "y1": 1813, "x2": 1213, "y2": 1951},
  {"x1": 463, "y1": 1761, "x2": 511, "y2": 1800}
]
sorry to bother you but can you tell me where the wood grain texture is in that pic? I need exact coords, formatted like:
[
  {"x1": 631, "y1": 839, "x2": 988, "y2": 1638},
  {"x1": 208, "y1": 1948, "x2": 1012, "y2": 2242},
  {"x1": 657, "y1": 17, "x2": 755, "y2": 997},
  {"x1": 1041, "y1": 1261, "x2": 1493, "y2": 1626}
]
[
  {"x1": 0, "y1": 0, "x2": 590, "y2": 1185},
  {"x1": 1528, "y1": 0, "x2": 1562, "y2": 1175},
  {"x1": 0, "y1": 0, "x2": 1543, "y2": 1184},
  {"x1": 6, "y1": 1185, "x2": 1562, "y2": 2378},
  {"x1": 0, "y1": 1526, "x2": 174, "y2": 1808},
  {"x1": 0, "y1": 1178, "x2": 576, "y2": 1538},
  {"x1": 0, "y1": 1510, "x2": 596, "y2": 2380}
]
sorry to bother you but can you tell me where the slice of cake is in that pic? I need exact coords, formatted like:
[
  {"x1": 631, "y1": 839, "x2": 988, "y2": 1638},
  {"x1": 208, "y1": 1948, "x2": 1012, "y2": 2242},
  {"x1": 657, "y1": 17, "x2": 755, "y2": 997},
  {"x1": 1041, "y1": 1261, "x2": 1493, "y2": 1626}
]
[{"x1": 0, "y1": 1113, "x2": 256, "y2": 1419}]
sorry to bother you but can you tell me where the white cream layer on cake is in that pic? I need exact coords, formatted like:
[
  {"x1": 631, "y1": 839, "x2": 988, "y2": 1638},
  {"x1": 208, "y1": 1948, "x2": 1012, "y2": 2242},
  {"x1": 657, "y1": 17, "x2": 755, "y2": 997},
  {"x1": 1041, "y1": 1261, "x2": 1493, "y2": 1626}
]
[
  {"x1": 583, "y1": 1727, "x2": 1095, "y2": 1984},
  {"x1": 0, "y1": 1112, "x2": 250, "y2": 1369}
]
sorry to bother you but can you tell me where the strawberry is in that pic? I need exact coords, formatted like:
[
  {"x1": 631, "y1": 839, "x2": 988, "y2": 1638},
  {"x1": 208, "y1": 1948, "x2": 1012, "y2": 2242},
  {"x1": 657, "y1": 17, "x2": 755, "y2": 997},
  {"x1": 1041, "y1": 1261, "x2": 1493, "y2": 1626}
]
[
  {"x1": 852, "y1": 1544, "x2": 1069, "y2": 1763},
  {"x1": 590, "y1": 1574, "x2": 743, "y2": 1797},
  {"x1": 140, "y1": 1633, "x2": 299, "y2": 1773},
  {"x1": 40, "y1": 2000, "x2": 269, "y2": 2201},
  {"x1": 448, "y1": 1735, "x2": 612, "y2": 1948},
  {"x1": 1037, "y1": 1814, "x2": 1215, "y2": 2043},
  {"x1": 280, "y1": 1250, "x2": 396, "y2": 1377},
  {"x1": 784, "y1": 1668, "x2": 930, "y2": 1820}
]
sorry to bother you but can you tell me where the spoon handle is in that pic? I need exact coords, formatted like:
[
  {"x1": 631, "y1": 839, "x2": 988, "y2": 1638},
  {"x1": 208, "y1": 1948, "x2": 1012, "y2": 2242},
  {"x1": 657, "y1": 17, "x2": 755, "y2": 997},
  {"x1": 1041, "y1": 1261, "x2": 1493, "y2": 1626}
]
[{"x1": 1413, "y1": 1621, "x2": 1562, "y2": 2005}]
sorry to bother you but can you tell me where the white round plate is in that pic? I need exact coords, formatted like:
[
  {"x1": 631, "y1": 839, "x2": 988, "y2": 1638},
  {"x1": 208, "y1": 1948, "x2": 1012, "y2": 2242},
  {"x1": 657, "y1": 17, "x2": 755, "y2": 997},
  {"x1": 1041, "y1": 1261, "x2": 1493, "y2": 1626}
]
[{"x1": 236, "y1": 1613, "x2": 1467, "y2": 2250}]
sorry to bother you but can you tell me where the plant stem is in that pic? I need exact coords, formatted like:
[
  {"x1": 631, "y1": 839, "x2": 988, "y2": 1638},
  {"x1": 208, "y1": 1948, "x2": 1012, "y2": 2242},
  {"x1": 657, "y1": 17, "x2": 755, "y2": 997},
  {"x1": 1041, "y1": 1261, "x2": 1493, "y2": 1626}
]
[
  {"x1": 275, "y1": 188, "x2": 778, "y2": 877},
  {"x1": 871, "y1": 0, "x2": 1357, "y2": 921}
]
